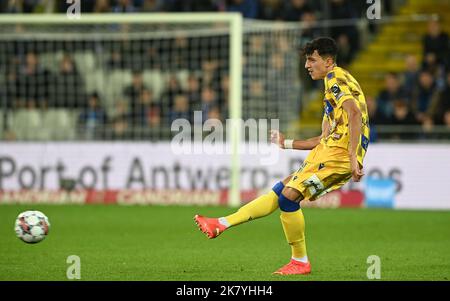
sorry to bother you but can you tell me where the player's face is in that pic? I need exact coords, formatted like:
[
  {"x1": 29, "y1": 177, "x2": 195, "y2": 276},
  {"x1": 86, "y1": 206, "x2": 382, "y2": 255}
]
[{"x1": 305, "y1": 50, "x2": 332, "y2": 80}]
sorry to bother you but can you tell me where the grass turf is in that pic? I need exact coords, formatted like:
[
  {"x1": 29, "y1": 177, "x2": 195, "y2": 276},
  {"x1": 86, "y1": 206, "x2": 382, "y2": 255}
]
[{"x1": 0, "y1": 205, "x2": 449, "y2": 281}]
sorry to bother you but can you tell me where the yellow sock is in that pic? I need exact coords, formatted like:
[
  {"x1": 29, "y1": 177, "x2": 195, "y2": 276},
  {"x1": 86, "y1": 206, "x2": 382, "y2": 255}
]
[
  {"x1": 280, "y1": 209, "x2": 307, "y2": 259},
  {"x1": 224, "y1": 190, "x2": 279, "y2": 227}
]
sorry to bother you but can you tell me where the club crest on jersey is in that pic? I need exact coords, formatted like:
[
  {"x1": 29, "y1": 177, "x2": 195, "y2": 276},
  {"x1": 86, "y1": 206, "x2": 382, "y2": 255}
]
[{"x1": 331, "y1": 83, "x2": 344, "y2": 100}]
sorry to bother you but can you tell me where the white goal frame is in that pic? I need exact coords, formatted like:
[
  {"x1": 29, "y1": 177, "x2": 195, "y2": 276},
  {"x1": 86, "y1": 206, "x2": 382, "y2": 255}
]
[{"x1": 0, "y1": 13, "x2": 243, "y2": 207}]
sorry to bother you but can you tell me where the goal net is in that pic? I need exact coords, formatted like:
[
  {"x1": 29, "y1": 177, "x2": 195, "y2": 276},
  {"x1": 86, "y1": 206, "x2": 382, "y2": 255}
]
[{"x1": 0, "y1": 14, "x2": 303, "y2": 206}]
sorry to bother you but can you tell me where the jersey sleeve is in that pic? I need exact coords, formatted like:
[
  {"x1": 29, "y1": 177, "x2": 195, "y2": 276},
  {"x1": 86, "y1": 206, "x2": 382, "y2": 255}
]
[{"x1": 325, "y1": 71, "x2": 354, "y2": 108}]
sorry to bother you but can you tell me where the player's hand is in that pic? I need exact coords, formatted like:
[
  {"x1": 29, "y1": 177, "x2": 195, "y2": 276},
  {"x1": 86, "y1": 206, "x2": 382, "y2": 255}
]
[
  {"x1": 270, "y1": 130, "x2": 285, "y2": 149},
  {"x1": 350, "y1": 157, "x2": 364, "y2": 182}
]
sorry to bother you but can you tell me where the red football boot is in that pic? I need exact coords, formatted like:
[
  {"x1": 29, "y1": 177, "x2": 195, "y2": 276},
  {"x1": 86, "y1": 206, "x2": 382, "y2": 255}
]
[
  {"x1": 273, "y1": 259, "x2": 311, "y2": 275},
  {"x1": 194, "y1": 215, "x2": 227, "y2": 239}
]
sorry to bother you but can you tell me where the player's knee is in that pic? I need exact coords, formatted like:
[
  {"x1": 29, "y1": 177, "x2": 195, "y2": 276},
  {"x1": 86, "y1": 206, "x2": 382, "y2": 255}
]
[
  {"x1": 278, "y1": 187, "x2": 303, "y2": 212},
  {"x1": 282, "y1": 187, "x2": 303, "y2": 202},
  {"x1": 271, "y1": 181, "x2": 285, "y2": 196}
]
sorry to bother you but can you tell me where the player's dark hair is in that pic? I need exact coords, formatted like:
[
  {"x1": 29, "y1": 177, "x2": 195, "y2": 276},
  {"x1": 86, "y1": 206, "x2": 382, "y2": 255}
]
[{"x1": 301, "y1": 37, "x2": 338, "y2": 62}]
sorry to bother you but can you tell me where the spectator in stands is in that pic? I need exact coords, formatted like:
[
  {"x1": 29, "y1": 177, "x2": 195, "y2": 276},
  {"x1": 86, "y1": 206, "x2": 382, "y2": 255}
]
[
  {"x1": 376, "y1": 72, "x2": 407, "y2": 122},
  {"x1": 131, "y1": 88, "x2": 154, "y2": 125},
  {"x1": 444, "y1": 111, "x2": 450, "y2": 130},
  {"x1": 162, "y1": 0, "x2": 218, "y2": 12},
  {"x1": 129, "y1": 87, "x2": 162, "y2": 134},
  {"x1": 142, "y1": 42, "x2": 161, "y2": 69},
  {"x1": 107, "y1": 50, "x2": 126, "y2": 70},
  {"x1": 429, "y1": 71, "x2": 450, "y2": 126},
  {"x1": 78, "y1": 92, "x2": 108, "y2": 140},
  {"x1": 141, "y1": 0, "x2": 164, "y2": 12},
  {"x1": 365, "y1": 96, "x2": 379, "y2": 142},
  {"x1": 246, "y1": 35, "x2": 267, "y2": 82},
  {"x1": 420, "y1": 115, "x2": 436, "y2": 140},
  {"x1": 1, "y1": 0, "x2": 40, "y2": 13},
  {"x1": 387, "y1": 99, "x2": 419, "y2": 140},
  {"x1": 329, "y1": 0, "x2": 360, "y2": 60},
  {"x1": 106, "y1": 100, "x2": 131, "y2": 140},
  {"x1": 112, "y1": 99, "x2": 129, "y2": 119},
  {"x1": 422, "y1": 52, "x2": 446, "y2": 89},
  {"x1": 186, "y1": 74, "x2": 202, "y2": 113},
  {"x1": 226, "y1": 0, "x2": 259, "y2": 19},
  {"x1": 161, "y1": 74, "x2": 183, "y2": 118},
  {"x1": 170, "y1": 35, "x2": 190, "y2": 70},
  {"x1": 109, "y1": 115, "x2": 131, "y2": 140},
  {"x1": 412, "y1": 70, "x2": 438, "y2": 123},
  {"x1": 53, "y1": 54, "x2": 86, "y2": 108},
  {"x1": 423, "y1": 18, "x2": 449, "y2": 68},
  {"x1": 15, "y1": 52, "x2": 53, "y2": 109},
  {"x1": 298, "y1": 10, "x2": 321, "y2": 91},
  {"x1": 267, "y1": 52, "x2": 298, "y2": 118},
  {"x1": 147, "y1": 104, "x2": 161, "y2": 129},
  {"x1": 257, "y1": 0, "x2": 282, "y2": 20},
  {"x1": 248, "y1": 79, "x2": 266, "y2": 117},
  {"x1": 200, "y1": 60, "x2": 220, "y2": 88},
  {"x1": 124, "y1": 70, "x2": 150, "y2": 121},
  {"x1": 207, "y1": 105, "x2": 223, "y2": 124},
  {"x1": 280, "y1": 0, "x2": 312, "y2": 22},
  {"x1": 201, "y1": 86, "x2": 219, "y2": 121},
  {"x1": 94, "y1": 0, "x2": 112, "y2": 13},
  {"x1": 402, "y1": 54, "x2": 420, "y2": 99},
  {"x1": 390, "y1": 99, "x2": 418, "y2": 125},
  {"x1": 112, "y1": 0, "x2": 137, "y2": 13},
  {"x1": 170, "y1": 94, "x2": 191, "y2": 123},
  {"x1": 299, "y1": 9, "x2": 321, "y2": 41},
  {"x1": 335, "y1": 34, "x2": 353, "y2": 68}
]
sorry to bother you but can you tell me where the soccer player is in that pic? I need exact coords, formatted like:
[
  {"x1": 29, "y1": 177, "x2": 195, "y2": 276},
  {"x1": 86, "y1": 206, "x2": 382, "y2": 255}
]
[{"x1": 194, "y1": 37, "x2": 370, "y2": 275}]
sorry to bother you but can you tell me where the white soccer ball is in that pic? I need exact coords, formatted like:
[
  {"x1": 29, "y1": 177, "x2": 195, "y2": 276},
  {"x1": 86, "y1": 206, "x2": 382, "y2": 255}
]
[{"x1": 15, "y1": 211, "x2": 50, "y2": 244}]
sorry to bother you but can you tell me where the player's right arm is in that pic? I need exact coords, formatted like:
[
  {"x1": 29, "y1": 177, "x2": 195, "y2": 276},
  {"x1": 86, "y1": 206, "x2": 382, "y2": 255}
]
[{"x1": 271, "y1": 118, "x2": 329, "y2": 150}]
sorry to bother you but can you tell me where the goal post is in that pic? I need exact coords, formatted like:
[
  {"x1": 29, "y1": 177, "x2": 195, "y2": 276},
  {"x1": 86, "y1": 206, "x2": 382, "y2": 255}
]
[{"x1": 0, "y1": 13, "x2": 243, "y2": 206}]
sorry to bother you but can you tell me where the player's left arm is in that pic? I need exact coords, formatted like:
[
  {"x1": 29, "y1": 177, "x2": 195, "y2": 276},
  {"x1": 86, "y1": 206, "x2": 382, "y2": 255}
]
[{"x1": 342, "y1": 99, "x2": 364, "y2": 182}]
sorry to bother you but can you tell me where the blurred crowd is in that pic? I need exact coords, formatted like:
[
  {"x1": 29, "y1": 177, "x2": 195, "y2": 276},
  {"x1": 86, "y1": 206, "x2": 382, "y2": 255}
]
[
  {"x1": 2, "y1": 41, "x2": 231, "y2": 140},
  {"x1": 1, "y1": 0, "x2": 387, "y2": 66},
  {"x1": 368, "y1": 19, "x2": 449, "y2": 141},
  {"x1": 1, "y1": 0, "x2": 448, "y2": 142}
]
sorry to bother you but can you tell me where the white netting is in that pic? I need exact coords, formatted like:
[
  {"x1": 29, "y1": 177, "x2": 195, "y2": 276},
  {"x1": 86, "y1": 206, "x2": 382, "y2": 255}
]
[{"x1": 0, "y1": 17, "x2": 303, "y2": 141}]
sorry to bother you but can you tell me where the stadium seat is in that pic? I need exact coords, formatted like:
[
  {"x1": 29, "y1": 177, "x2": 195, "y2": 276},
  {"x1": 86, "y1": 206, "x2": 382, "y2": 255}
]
[
  {"x1": 39, "y1": 52, "x2": 64, "y2": 74},
  {"x1": 175, "y1": 70, "x2": 190, "y2": 91},
  {"x1": 73, "y1": 52, "x2": 96, "y2": 74},
  {"x1": 41, "y1": 109, "x2": 77, "y2": 140},
  {"x1": 104, "y1": 70, "x2": 133, "y2": 114},
  {"x1": 11, "y1": 109, "x2": 45, "y2": 141},
  {"x1": 84, "y1": 69, "x2": 106, "y2": 101},
  {"x1": 143, "y1": 70, "x2": 164, "y2": 99}
]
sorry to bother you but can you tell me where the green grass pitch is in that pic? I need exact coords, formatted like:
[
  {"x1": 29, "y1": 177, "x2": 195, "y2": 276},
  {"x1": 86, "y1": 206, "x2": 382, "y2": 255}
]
[{"x1": 0, "y1": 204, "x2": 449, "y2": 281}]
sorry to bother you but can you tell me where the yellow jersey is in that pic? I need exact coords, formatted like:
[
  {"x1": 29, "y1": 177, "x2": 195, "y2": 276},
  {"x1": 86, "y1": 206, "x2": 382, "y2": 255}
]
[{"x1": 321, "y1": 66, "x2": 370, "y2": 165}]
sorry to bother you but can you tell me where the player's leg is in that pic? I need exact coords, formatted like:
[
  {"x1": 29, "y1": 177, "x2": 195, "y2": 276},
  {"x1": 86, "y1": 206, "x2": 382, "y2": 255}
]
[
  {"x1": 194, "y1": 175, "x2": 292, "y2": 239},
  {"x1": 273, "y1": 186, "x2": 311, "y2": 275},
  {"x1": 224, "y1": 175, "x2": 293, "y2": 226},
  {"x1": 274, "y1": 155, "x2": 352, "y2": 275}
]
